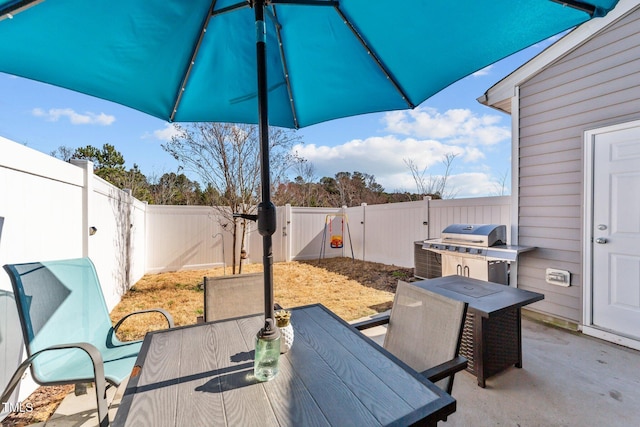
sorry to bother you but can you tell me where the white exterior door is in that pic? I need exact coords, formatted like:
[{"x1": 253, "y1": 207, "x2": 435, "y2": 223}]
[{"x1": 590, "y1": 123, "x2": 640, "y2": 342}]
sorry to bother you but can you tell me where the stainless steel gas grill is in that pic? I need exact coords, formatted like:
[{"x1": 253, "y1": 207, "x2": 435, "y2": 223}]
[{"x1": 421, "y1": 224, "x2": 534, "y2": 285}]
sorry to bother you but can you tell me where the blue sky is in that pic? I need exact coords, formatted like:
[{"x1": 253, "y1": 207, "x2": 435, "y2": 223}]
[{"x1": 0, "y1": 38, "x2": 559, "y2": 198}]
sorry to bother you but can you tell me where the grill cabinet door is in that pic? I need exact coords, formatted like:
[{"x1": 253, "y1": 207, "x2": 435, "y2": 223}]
[
  {"x1": 442, "y1": 255, "x2": 488, "y2": 280},
  {"x1": 441, "y1": 256, "x2": 509, "y2": 284}
]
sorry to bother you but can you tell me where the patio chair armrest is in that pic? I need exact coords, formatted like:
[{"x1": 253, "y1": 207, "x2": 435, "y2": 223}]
[
  {"x1": 1, "y1": 342, "x2": 109, "y2": 427},
  {"x1": 420, "y1": 355, "x2": 468, "y2": 384},
  {"x1": 351, "y1": 314, "x2": 391, "y2": 331},
  {"x1": 113, "y1": 308, "x2": 175, "y2": 333}
]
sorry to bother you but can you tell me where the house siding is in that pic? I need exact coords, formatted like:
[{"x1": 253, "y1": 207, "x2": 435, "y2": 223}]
[{"x1": 517, "y1": 6, "x2": 640, "y2": 323}]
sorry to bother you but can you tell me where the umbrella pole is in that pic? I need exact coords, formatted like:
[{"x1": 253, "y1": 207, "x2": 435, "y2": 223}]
[
  {"x1": 252, "y1": 0, "x2": 281, "y2": 382},
  {"x1": 254, "y1": 0, "x2": 277, "y2": 329}
]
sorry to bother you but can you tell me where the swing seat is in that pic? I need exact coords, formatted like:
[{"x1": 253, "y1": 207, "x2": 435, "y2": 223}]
[{"x1": 330, "y1": 235, "x2": 343, "y2": 248}]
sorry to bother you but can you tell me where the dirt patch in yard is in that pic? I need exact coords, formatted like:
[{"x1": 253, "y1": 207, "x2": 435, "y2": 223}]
[
  {"x1": 1, "y1": 258, "x2": 412, "y2": 425},
  {"x1": 1, "y1": 385, "x2": 73, "y2": 426}
]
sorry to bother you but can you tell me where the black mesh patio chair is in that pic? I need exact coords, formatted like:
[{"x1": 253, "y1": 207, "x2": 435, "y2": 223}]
[
  {"x1": 352, "y1": 280, "x2": 468, "y2": 396},
  {"x1": 203, "y1": 272, "x2": 281, "y2": 322}
]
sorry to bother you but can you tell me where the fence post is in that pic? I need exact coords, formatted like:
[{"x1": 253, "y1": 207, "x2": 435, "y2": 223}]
[
  {"x1": 339, "y1": 205, "x2": 346, "y2": 258},
  {"x1": 284, "y1": 204, "x2": 292, "y2": 262},
  {"x1": 70, "y1": 159, "x2": 94, "y2": 258},
  {"x1": 123, "y1": 189, "x2": 133, "y2": 287},
  {"x1": 423, "y1": 196, "x2": 431, "y2": 240},
  {"x1": 360, "y1": 203, "x2": 367, "y2": 262}
]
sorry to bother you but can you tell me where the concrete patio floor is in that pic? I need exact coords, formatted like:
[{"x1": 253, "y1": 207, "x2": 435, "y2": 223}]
[
  {"x1": 35, "y1": 314, "x2": 640, "y2": 426},
  {"x1": 362, "y1": 314, "x2": 640, "y2": 427}
]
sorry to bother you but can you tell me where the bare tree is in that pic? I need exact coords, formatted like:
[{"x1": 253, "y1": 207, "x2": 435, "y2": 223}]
[
  {"x1": 163, "y1": 122, "x2": 301, "y2": 273},
  {"x1": 50, "y1": 145, "x2": 75, "y2": 162},
  {"x1": 405, "y1": 152, "x2": 459, "y2": 199},
  {"x1": 293, "y1": 158, "x2": 317, "y2": 207},
  {"x1": 146, "y1": 170, "x2": 204, "y2": 205},
  {"x1": 492, "y1": 170, "x2": 510, "y2": 196},
  {"x1": 272, "y1": 153, "x2": 314, "y2": 207},
  {"x1": 147, "y1": 170, "x2": 179, "y2": 205}
]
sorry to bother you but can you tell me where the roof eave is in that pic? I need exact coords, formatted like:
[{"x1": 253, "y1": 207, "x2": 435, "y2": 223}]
[{"x1": 478, "y1": 0, "x2": 638, "y2": 115}]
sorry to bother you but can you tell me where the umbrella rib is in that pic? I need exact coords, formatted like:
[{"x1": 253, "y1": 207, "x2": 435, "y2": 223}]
[
  {"x1": 549, "y1": 0, "x2": 596, "y2": 16},
  {"x1": 211, "y1": 0, "x2": 252, "y2": 17},
  {"x1": 0, "y1": 0, "x2": 43, "y2": 21},
  {"x1": 270, "y1": 0, "x2": 338, "y2": 5},
  {"x1": 267, "y1": 0, "x2": 340, "y2": 128},
  {"x1": 171, "y1": 1, "x2": 227, "y2": 121},
  {"x1": 271, "y1": 6, "x2": 299, "y2": 129},
  {"x1": 332, "y1": 5, "x2": 415, "y2": 109}
]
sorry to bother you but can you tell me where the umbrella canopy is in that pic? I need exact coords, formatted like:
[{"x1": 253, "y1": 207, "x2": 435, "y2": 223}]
[
  {"x1": 0, "y1": 0, "x2": 620, "y2": 330},
  {"x1": 0, "y1": 0, "x2": 619, "y2": 128}
]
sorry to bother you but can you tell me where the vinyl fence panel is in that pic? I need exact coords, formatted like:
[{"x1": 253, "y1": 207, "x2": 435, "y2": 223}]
[
  {"x1": 428, "y1": 196, "x2": 511, "y2": 241},
  {"x1": 145, "y1": 205, "x2": 220, "y2": 273},
  {"x1": 289, "y1": 207, "x2": 342, "y2": 261},
  {"x1": 348, "y1": 200, "x2": 429, "y2": 268}
]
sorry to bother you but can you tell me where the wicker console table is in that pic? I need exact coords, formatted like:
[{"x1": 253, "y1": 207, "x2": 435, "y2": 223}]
[{"x1": 412, "y1": 276, "x2": 544, "y2": 387}]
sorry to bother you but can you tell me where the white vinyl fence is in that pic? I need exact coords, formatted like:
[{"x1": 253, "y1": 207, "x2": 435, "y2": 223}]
[
  {"x1": 427, "y1": 197, "x2": 512, "y2": 242},
  {"x1": 0, "y1": 136, "x2": 511, "y2": 413},
  {"x1": 0, "y1": 137, "x2": 147, "y2": 414},
  {"x1": 223, "y1": 197, "x2": 509, "y2": 269}
]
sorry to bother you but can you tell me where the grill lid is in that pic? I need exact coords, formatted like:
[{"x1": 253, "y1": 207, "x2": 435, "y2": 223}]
[{"x1": 441, "y1": 224, "x2": 506, "y2": 247}]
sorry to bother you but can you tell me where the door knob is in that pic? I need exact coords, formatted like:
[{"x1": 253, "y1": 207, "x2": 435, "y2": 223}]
[{"x1": 595, "y1": 238, "x2": 607, "y2": 244}]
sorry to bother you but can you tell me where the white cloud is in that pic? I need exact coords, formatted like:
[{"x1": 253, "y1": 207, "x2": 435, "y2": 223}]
[
  {"x1": 463, "y1": 147, "x2": 486, "y2": 162},
  {"x1": 32, "y1": 108, "x2": 115, "y2": 125},
  {"x1": 293, "y1": 135, "x2": 473, "y2": 193},
  {"x1": 382, "y1": 106, "x2": 510, "y2": 146},
  {"x1": 447, "y1": 172, "x2": 505, "y2": 198},
  {"x1": 381, "y1": 171, "x2": 506, "y2": 198},
  {"x1": 294, "y1": 106, "x2": 512, "y2": 197},
  {"x1": 472, "y1": 65, "x2": 493, "y2": 77},
  {"x1": 147, "y1": 123, "x2": 180, "y2": 141},
  {"x1": 294, "y1": 135, "x2": 457, "y2": 178}
]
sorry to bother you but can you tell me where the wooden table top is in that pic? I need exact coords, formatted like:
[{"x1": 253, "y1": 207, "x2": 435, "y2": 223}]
[
  {"x1": 412, "y1": 276, "x2": 544, "y2": 317},
  {"x1": 113, "y1": 304, "x2": 455, "y2": 426}
]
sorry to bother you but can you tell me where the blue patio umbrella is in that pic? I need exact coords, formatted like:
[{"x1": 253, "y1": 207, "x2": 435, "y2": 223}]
[{"x1": 0, "y1": 0, "x2": 619, "y2": 333}]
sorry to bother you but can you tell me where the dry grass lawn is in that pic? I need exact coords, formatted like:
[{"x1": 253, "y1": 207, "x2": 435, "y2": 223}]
[
  {"x1": 111, "y1": 258, "x2": 410, "y2": 340},
  {"x1": 2, "y1": 258, "x2": 412, "y2": 426}
]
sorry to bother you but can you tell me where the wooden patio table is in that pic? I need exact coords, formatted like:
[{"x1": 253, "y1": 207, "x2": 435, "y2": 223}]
[
  {"x1": 112, "y1": 304, "x2": 456, "y2": 426},
  {"x1": 411, "y1": 276, "x2": 544, "y2": 387}
]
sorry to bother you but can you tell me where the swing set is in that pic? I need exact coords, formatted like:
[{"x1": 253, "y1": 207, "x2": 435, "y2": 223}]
[{"x1": 319, "y1": 213, "x2": 354, "y2": 261}]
